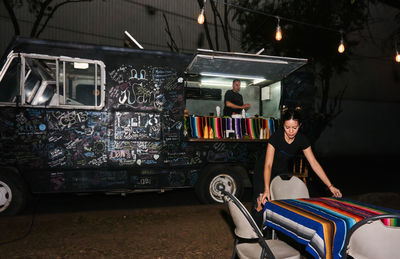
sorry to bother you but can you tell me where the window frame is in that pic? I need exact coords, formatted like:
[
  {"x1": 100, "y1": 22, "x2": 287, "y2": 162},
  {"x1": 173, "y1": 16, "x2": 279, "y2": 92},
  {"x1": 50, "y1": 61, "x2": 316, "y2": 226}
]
[{"x1": 0, "y1": 52, "x2": 106, "y2": 110}]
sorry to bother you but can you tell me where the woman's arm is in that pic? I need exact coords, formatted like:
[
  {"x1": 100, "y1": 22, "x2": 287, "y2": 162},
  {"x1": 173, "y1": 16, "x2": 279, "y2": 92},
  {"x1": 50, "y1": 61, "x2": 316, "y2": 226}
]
[
  {"x1": 303, "y1": 147, "x2": 342, "y2": 197},
  {"x1": 261, "y1": 143, "x2": 275, "y2": 203}
]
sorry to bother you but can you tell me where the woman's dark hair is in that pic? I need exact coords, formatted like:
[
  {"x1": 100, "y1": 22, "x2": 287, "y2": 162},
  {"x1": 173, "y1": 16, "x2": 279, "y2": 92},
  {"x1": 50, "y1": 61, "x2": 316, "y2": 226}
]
[{"x1": 281, "y1": 108, "x2": 302, "y2": 124}]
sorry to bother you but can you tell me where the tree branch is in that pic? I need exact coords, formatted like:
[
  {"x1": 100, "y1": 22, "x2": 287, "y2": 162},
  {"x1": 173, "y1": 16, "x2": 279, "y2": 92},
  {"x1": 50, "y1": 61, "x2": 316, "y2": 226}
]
[
  {"x1": 162, "y1": 12, "x2": 179, "y2": 52},
  {"x1": 3, "y1": 0, "x2": 20, "y2": 35},
  {"x1": 30, "y1": 0, "x2": 53, "y2": 37},
  {"x1": 36, "y1": 0, "x2": 92, "y2": 37}
]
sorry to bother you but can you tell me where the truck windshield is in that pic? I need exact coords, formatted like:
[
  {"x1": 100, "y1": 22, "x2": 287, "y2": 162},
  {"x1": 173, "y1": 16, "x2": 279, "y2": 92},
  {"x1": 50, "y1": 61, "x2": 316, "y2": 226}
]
[{"x1": 0, "y1": 53, "x2": 105, "y2": 109}]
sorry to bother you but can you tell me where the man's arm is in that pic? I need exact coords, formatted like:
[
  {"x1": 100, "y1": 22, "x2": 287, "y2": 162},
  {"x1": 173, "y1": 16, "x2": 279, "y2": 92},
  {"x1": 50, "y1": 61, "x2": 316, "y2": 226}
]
[{"x1": 225, "y1": 101, "x2": 250, "y2": 110}]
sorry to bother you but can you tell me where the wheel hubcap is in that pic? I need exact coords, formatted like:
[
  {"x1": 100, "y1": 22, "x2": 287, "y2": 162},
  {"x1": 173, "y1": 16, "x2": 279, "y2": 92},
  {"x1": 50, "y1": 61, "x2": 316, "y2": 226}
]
[
  {"x1": 209, "y1": 174, "x2": 237, "y2": 203},
  {"x1": 0, "y1": 180, "x2": 12, "y2": 212}
]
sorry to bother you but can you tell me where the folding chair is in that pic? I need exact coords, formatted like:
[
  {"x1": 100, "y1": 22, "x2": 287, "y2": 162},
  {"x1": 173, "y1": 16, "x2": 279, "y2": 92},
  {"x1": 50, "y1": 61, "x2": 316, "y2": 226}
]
[
  {"x1": 269, "y1": 174, "x2": 309, "y2": 239},
  {"x1": 342, "y1": 214, "x2": 400, "y2": 259},
  {"x1": 222, "y1": 190, "x2": 300, "y2": 259}
]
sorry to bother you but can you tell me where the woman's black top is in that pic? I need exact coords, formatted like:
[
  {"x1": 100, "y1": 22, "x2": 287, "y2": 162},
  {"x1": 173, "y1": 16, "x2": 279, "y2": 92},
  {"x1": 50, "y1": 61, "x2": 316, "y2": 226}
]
[{"x1": 268, "y1": 129, "x2": 311, "y2": 179}]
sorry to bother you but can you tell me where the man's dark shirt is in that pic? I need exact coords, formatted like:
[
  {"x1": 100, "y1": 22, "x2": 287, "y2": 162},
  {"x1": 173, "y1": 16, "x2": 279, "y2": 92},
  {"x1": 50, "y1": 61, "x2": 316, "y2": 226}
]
[{"x1": 223, "y1": 90, "x2": 243, "y2": 116}]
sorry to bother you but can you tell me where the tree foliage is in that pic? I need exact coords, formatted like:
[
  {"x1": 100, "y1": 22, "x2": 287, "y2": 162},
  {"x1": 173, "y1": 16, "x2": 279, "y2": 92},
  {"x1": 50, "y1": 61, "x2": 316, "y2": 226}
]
[{"x1": 232, "y1": 0, "x2": 373, "y2": 142}]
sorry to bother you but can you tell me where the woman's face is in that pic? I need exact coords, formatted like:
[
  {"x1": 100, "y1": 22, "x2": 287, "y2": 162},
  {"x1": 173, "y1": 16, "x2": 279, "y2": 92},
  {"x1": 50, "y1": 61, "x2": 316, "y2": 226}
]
[{"x1": 283, "y1": 119, "x2": 300, "y2": 139}]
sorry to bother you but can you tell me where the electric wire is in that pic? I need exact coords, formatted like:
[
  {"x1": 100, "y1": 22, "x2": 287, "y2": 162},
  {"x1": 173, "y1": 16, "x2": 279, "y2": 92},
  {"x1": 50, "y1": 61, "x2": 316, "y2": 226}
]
[{"x1": 0, "y1": 194, "x2": 40, "y2": 246}]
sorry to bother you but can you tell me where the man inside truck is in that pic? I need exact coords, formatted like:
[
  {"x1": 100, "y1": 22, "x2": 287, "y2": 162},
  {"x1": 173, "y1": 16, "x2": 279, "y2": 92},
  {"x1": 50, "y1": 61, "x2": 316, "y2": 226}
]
[{"x1": 223, "y1": 79, "x2": 251, "y2": 116}]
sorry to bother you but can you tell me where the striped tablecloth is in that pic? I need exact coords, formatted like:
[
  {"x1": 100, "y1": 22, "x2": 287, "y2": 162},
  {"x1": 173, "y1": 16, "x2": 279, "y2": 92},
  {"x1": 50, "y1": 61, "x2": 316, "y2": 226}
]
[{"x1": 263, "y1": 197, "x2": 400, "y2": 259}]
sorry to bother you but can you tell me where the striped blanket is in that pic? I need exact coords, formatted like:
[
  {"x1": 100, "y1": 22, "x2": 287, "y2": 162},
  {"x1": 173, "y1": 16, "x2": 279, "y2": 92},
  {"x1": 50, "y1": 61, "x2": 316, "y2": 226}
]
[
  {"x1": 187, "y1": 116, "x2": 276, "y2": 139},
  {"x1": 263, "y1": 197, "x2": 400, "y2": 259}
]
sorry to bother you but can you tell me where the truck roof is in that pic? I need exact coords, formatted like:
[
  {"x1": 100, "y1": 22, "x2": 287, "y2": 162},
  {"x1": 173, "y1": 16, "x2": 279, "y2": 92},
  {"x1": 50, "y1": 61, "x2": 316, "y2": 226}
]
[{"x1": 2, "y1": 37, "x2": 307, "y2": 84}]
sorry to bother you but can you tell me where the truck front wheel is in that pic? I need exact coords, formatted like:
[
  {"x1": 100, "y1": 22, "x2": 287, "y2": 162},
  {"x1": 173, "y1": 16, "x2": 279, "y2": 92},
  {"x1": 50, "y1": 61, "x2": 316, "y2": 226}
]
[
  {"x1": 195, "y1": 165, "x2": 244, "y2": 204},
  {"x1": 0, "y1": 173, "x2": 27, "y2": 216}
]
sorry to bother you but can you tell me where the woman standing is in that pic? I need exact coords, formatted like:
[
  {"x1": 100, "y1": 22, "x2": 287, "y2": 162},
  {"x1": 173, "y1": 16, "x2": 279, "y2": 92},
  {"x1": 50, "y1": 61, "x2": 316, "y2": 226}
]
[{"x1": 259, "y1": 108, "x2": 342, "y2": 203}]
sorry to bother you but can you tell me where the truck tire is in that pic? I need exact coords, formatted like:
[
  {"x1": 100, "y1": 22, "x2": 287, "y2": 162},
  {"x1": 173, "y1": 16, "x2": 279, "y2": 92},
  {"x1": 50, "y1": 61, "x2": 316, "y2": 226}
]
[
  {"x1": 195, "y1": 165, "x2": 244, "y2": 204},
  {"x1": 0, "y1": 173, "x2": 27, "y2": 216}
]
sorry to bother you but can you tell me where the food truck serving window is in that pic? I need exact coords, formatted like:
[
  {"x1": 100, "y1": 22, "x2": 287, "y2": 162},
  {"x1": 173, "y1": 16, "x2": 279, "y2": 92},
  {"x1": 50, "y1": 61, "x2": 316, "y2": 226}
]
[
  {"x1": 184, "y1": 49, "x2": 307, "y2": 118},
  {"x1": 0, "y1": 53, "x2": 106, "y2": 110}
]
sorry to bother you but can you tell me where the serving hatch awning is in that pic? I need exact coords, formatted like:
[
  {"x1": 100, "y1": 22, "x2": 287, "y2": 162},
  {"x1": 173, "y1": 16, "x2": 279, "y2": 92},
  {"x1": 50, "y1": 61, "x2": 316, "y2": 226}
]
[{"x1": 185, "y1": 49, "x2": 307, "y2": 85}]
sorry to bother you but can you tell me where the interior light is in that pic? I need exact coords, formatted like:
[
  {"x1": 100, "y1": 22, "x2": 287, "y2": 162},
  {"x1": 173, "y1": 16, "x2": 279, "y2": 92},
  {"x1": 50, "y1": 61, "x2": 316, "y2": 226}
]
[
  {"x1": 253, "y1": 79, "x2": 266, "y2": 84},
  {"x1": 396, "y1": 51, "x2": 400, "y2": 63},
  {"x1": 74, "y1": 62, "x2": 89, "y2": 69},
  {"x1": 197, "y1": 54, "x2": 288, "y2": 64},
  {"x1": 275, "y1": 17, "x2": 282, "y2": 41},
  {"x1": 200, "y1": 72, "x2": 266, "y2": 81},
  {"x1": 201, "y1": 79, "x2": 247, "y2": 88}
]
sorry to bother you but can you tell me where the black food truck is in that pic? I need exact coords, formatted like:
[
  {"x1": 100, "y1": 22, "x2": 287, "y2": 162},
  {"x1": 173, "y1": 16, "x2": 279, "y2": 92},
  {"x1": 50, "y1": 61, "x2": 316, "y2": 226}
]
[{"x1": 0, "y1": 37, "x2": 306, "y2": 215}]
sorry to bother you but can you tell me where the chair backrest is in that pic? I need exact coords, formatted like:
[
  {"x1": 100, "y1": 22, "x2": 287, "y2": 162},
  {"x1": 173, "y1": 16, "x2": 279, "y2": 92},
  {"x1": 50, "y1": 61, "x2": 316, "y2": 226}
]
[
  {"x1": 222, "y1": 191, "x2": 276, "y2": 258},
  {"x1": 344, "y1": 214, "x2": 400, "y2": 259},
  {"x1": 223, "y1": 190, "x2": 262, "y2": 239},
  {"x1": 292, "y1": 156, "x2": 309, "y2": 183},
  {"x1": 270, "y1": 174, "x2": 309, "y2": 200}
]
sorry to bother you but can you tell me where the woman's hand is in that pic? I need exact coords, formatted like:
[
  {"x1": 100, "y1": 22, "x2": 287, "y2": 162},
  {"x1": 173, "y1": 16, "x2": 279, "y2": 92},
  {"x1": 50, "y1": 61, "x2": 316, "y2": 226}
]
[
  {"x1": 329, "y1": 185, "x2": 342, "y2": 198},
  {"x1": 261, "y1": 190, "x2": 271, "y2": 204},
  {"x1": 255, "y1": 194, "x2": 264, "y2": 212}
]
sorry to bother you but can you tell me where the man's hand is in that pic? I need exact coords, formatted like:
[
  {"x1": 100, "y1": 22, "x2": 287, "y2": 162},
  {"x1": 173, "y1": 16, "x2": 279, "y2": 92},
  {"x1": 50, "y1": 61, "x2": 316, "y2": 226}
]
[{"x1": 242, "y1": 103, "x2": 251, "y2": 109}]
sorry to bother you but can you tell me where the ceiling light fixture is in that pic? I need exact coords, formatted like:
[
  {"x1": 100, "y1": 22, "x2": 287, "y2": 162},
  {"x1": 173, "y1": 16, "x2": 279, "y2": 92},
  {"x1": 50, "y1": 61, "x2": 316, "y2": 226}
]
[{"x1": 200, "y1": 72, "x2": 266, "y2": 81}]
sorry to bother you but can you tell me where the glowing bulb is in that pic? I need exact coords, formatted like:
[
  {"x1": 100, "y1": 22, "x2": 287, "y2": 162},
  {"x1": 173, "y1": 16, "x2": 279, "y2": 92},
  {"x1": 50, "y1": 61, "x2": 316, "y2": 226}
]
[
  {"x1": 396, "y1": 52, "x2": 400, "y2": 63},
  {"x1": 275, "y1": 25, "x2": 282, "y2": 41},
  {"x1": 338, "y1": 40, "x2": 345, "y2": 53},
  {"x1": 197, "y1": 9, "x2": 205, "y2": 24}
]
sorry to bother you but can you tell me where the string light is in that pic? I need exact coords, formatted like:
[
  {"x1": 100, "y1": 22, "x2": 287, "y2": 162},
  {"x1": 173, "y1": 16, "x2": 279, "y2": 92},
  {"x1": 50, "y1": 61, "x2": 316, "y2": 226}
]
[
  {"x1": 197, "y1": 0, "x2": 206, "y2": 25},
  {"x1": 275, "y1": 17, "x2": 282, "y2": 41},
  {"x1": 194, "y1": 1, "x2": 400, "y2": 58},
  {"x1": 194, "y1": 2, "x2": 349, "y2": 51},
  {"x1": 338, "y1": 31, "x2": 345, "y2": 54}
]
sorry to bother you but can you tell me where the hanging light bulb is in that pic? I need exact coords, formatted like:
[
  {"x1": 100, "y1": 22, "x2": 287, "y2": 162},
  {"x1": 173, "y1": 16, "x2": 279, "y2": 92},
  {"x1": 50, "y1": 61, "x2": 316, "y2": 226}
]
[
  {"x1": 396, "y1": 51, "x2": 400, "y2": 63},
  {"x1": 197, "y1": 0, "x2": 206, "y2": 25},
  {"x1": 275, "y1": 17, "x2": 282, "y2": 41},
  {"x1": 338, "y1": 39, "x2": 345, "y2": 53},
  {"x1": 338, "y1": 31, "x2": 345, "y2": 53},
  {"x1": 197, "y1": 8, "x2": 205, "y2": 24}
]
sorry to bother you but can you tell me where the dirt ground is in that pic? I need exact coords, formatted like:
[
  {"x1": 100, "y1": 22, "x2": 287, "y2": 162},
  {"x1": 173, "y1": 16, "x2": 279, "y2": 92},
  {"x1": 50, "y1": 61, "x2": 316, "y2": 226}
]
[
  {"x1": 1, "y1": 189, "x2": 400, "y2": 259},
  {"x1": 1, "y1": 155, "x2": 399, "y2": 258},
  {"x1": 1, "y1": 190, "x2": 235, "y2": 259}
]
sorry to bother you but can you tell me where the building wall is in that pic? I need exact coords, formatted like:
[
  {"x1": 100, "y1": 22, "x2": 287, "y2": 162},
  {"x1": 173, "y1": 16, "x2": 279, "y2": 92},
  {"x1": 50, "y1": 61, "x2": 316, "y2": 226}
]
[
  {"x1": 1, "y1": 1, "x2": 399, "y2": 157},
  {"x1": 0, "y1": 0, "x2": 243, "y2": 55}
]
